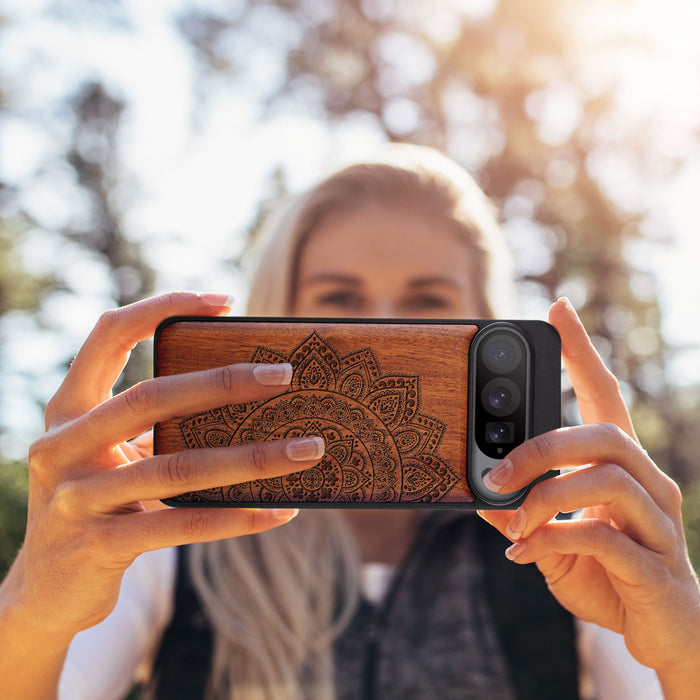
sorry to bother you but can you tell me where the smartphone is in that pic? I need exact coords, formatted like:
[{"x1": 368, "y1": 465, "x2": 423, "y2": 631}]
[{"x1": 154, "y1": 317, "x2": 560, "y2": 509}]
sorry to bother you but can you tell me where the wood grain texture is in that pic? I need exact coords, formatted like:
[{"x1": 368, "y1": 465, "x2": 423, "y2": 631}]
[{"x1": 155, "y1": 320, "x2": 478, "y2": 505}]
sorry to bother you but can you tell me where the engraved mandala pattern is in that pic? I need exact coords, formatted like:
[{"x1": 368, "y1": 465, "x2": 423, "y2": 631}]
[{"x1": 176, "y1": 332, "x2": 458, "y2": 504}]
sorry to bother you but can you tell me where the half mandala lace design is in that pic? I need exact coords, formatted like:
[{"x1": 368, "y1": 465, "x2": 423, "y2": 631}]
[{"x1": 177, "y1": 332, "x2": 458, "y2": 503}]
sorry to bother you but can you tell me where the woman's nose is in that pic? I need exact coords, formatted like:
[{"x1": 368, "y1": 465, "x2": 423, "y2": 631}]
[{"x1": 366, "y1": 300, "x2": 399, "y2": 318}]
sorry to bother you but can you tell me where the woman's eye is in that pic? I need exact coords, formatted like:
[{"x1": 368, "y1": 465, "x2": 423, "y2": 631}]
[
  {"x1": 315, "y1": 290, "x2": 364, "y2": 310},
  {"x1": 403, "y1": 295, "x2": 451, "y2": 311}
]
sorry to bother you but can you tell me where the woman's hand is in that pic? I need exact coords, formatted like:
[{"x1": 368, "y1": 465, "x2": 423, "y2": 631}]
[
  {"x1": 478, "y1": 298, "x2": 700, "y2": 696},
  {"x1": 1, "y1": 293, "x2": 325, "y2": 648}
]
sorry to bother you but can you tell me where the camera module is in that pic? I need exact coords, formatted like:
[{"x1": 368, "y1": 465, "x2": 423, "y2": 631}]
[
  {"x1": 469, "y1": 323, "x2": 531, "y2": 464},
  {"x1": 467, "y1": 320, "x2": 560, "y2": 507}
]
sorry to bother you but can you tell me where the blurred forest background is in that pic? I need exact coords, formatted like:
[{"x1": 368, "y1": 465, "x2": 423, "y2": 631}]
[{"x1": 1, "y1": 0, "x2": 700, "y2": 574}]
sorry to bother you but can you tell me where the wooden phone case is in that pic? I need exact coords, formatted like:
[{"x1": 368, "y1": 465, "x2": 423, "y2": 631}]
[{"x1": 154, "y1": 317, "x2": 559, "y2": 508}]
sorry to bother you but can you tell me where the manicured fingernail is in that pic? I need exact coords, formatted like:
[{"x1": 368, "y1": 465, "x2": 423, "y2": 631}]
[
  {"x1": 254, "y1": 363, "x2": 293, "y2": 386},
  {"x1": 273, "y1": 508, "x2": 299, "y2": 521},
  {"x1": 286, "y1": 436, "x2": 325, "y2": 461},
  {"x1": 505, "y1": 541, "x2": 527, "y2": 561},
  {"x1": 483, "y1": 460, "x2": 512, "y2": 493},
  {"x1": 199, "y1": 293, "x2": 236, "y2": 308},
  {"x1": 557, "y1": 296, "x2": 578, "y2": 319},
  {"x1": 506, "y1": 509, "x2": 527, "y2": 540}
]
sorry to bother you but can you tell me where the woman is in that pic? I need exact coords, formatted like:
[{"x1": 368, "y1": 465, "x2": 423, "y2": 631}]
[{"x1": 0, "y1": 145, "x2": 698, "y2": 699}]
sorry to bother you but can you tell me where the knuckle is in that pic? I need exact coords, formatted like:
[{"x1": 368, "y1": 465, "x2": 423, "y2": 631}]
[
  {"x1": 245, "y1": 509, "x2": 268, "y2": 532},
  {"x1": 123, "y1": 380, "x2": 158, "y2": 416},
  {"x1": 44, "y1": 395, "x2": 63, "y2": 426},
  {"x1": 601, "y1": 462, "x2": 633, "y2": 490},
  {"x1": 161, "y1": 291, "x2": 191, "y2": 309},
  {"x1": 94, "y1": 308, "x2": 121, "y2": 337},
  {"x1": 183, "y1": 509, "x2": 211, "y2": 541},
  {"x1": 649, "y1": 559, "x2": 675, "y2": 591},
  {"x1": 52, "y1": 479, "x2": 84, "y2": 518},
  {"x1": 244, "y1": 442, "x2": 271, "y2": 477},
  {"x1": 583, "y1": 517, "x2": 615, "y2": 546},
  {"x1": 660, "y1": 512, "x2": 684, "y2": 554},
  {"x1": 28, "y1": 436, "x2": 50, "y2": 473},
  {"x1": 529, "y1": 477, "x2": 555, "y2": 510},
  {"x1": 213, "y1": 365, "x2": 238, "y2": 394},
  {"x1": 28, "y1": 433, "x2": 60, "y2": 477},
  {"x1": 522, "y1": 432, "x2": 555, "y2": 465},
  {"x1": 662, "y1": 476, "x2": 683, "y2": 512},
  {"x1": 94, "y1": 308, "x2": 136, "y2": 356},
  {"x1": 596, "y1": 421, "x2": 628, "y2": 446},
  {"x1": 602, "y1": 369, "x2": 621, "y2": 396},
  {"x1": 157, "y1": 452, "x2": 194, "y2": 490}
]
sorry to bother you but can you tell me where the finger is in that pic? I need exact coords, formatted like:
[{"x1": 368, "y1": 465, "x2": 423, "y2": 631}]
[
  {"x1": 119, "y1": 441, "x2": 143, "y2": 462},
  {"x1": 64, "y1": 362, "x2": 293, "y2": 457},
  {"x1": 483, "y1": 423, "x2": 681, "y2": 514},
  {"x1": 87, "y1": 436, "x2": 325, "y2": 507},
  {"x1": 110, "y1": 506, "x2": 300, "y2": 558},
  {"x1": 128, "y1": 430, "x2": 153, "y2": 459},
  {"x1": 548, "y1": 298, "x2": 636, "y2": 439},
  {"x1": 476, "y1": 509, "x2": 516, "y2": 539},
  {"x1": 120, "y1": 431, "x2": 153, "y2": 461},
  {"x1": 47, "y1": 292, "x2": 234, "y2": 424},
  {"x1": 503, "y1": 517, "x2": 662, "y2": 588},
  {"x1": 504, "y1": 464, "x2": 675, "y2": 554}
]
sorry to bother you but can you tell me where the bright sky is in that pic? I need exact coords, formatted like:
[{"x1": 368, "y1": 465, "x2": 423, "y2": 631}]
[{"x1": 1, "y1": 0, "x2": 699, "y2": 455}]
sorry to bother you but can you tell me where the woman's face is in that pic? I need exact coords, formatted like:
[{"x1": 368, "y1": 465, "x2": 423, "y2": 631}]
[{"x1": 292, "y1": 202, "x2": 484, "y2": 319}]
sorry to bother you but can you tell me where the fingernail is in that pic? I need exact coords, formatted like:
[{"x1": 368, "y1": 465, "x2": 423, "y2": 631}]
[
  {"x1": 286, "y1": 436, "x2": 325, "y2": 461},
  {"x1": 483, "y1": 460, "x2": 512, "y2": 493},
  {"x1": 557, "y1": 296, "x2": 578, "y2": 319},
  {"x1": 199, "y1": 293, "x2": 236, "y2": 308},
  {"x1": 254, "y1": 363, "x2": 293, "y2": 386},
  {"x1": 273, "y1": 508, "x2": 299, "y2": 521},
  {"x1": 505, "y1": 541, "x2": 527, "y2": 561},
  {"x1": 506, "y1": 509, "x2": 527, "y2": 540}
]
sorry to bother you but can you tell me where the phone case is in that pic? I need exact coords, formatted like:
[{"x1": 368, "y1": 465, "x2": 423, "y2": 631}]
[{"x1": 154, "y1": 317, "x2": 560, "y2": 509}]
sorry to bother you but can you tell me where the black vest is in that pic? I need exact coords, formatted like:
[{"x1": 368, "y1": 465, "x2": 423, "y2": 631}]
[{"x1": 149, "y1": 514, "x2": 579, "y2": 699}]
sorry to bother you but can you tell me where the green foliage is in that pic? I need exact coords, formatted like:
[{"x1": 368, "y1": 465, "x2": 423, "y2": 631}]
[
  {"x1": 0, "y1": 460, "x2": 28, "y2": 577},
  {"x1": 682, "y1": 478, "x2": 700, "y2": 572},
  {"x1": 0, "y1": 224, "x2": 53, "y2": 315}
]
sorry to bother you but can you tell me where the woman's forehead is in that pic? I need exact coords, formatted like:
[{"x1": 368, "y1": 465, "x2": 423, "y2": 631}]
[{"x1": 299, "y1": 203, "x2": 471, "y2": 268}]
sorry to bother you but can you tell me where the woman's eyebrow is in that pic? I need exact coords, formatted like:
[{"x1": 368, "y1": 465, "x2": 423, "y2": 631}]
[
  {"x1": 301, "y1": 273, "x2": 362, "y2": 286},
  {"x1": 407, "y1": 277, "x2": 462, "y2": 289}
]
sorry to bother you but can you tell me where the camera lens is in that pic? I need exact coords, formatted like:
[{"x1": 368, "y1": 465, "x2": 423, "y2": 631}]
[
  {"x1": 482, "y1": 334, "x2": 522, "y2": 374},
  {"x1": 481, "y1": 378, "x2": 521, "y2": 417},
  {"x1": 486, "y1": 421, "x2": 514, "y2": 444},
  {"x1": 489, "y1": 387, "x2": 511, "y2": 411}
]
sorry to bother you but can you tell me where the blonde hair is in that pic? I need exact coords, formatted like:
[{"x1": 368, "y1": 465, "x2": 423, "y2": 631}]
[
  {"x1": 189, "y1": 512, "x2": 359, "y2": 700},
  {"x1": 189, "y1": 144, "x2": 514, "y2": 699}
]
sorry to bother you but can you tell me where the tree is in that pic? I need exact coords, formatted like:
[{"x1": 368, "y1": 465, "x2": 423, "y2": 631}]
[
  {"x1": 175, "y1": 0, "x2": 699, "y2": 483},
  {"x1": 0, "y1": 15, "x2": 155, "y2": 567},
  {"x1": 62, "y1": 80, "x2": 156, "y2": 390}
]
